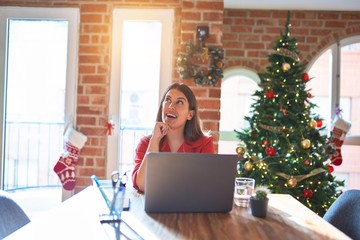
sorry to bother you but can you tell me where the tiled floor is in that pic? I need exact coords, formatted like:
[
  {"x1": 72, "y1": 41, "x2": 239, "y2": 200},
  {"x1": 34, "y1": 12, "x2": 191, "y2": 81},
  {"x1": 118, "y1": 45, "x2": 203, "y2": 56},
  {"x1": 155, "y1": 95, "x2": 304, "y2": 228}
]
[{"x1": 8, "y1": 187, "x2": 63, "y2": 221}]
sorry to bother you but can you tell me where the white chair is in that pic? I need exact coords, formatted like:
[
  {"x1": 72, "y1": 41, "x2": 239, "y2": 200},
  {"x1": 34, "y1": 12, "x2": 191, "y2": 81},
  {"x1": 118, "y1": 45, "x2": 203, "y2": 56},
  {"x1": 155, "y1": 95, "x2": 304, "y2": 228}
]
[{"x1": 0, "y1": 190, "x2": 31, "y2": 239}]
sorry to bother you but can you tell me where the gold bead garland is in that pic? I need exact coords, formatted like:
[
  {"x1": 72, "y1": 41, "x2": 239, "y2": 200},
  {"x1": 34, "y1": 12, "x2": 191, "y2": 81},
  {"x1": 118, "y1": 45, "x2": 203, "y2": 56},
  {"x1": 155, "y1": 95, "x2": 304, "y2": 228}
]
[{"x1": 276, "y1": 47, "x2": 300, "y2": 62}]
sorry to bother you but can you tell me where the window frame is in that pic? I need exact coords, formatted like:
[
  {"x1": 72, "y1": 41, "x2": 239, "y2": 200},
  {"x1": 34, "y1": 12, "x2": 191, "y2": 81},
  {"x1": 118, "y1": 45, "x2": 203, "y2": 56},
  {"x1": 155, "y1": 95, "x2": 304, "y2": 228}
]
[
  {"x1": 219, "y1": 67, "x2": 261, "y2": 153},
  {"x1": 306, "y1": 35, "x2": 360, "y2": 146},
  {"x1": 107, "y1": 8, "x2": 174, "y2": 178},
  {"x1": 0, "y1": 7, "x2": 79, "y2": 189}
]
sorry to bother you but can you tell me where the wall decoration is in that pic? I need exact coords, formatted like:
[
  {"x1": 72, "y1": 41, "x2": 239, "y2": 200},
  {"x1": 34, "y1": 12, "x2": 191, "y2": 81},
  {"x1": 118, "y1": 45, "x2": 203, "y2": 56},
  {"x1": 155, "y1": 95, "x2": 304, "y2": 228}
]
[
  {"x1": 105, "y1": 120, "x2": 115, "y2": 136},
  {"x1": 177, "y1": 40, "x2": 224, "y2": 86}
]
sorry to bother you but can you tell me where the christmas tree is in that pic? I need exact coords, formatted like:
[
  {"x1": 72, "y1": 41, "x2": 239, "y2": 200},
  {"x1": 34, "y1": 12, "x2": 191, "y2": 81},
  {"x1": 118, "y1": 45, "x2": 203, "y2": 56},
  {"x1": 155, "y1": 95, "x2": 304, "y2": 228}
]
[{"x1": 235, "y1": 13, "x2": 344, "y2": 217}]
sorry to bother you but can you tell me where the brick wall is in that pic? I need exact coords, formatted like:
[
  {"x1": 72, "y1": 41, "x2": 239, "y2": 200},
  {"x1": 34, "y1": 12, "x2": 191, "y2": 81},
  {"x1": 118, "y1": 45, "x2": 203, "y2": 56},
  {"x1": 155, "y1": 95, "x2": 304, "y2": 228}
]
[
  {"x1": 223, "y1": 10, "x2": 360, "y2": 72},
  {"x1": 0, "y1": 0, "x2": 223, "y2": 191}
]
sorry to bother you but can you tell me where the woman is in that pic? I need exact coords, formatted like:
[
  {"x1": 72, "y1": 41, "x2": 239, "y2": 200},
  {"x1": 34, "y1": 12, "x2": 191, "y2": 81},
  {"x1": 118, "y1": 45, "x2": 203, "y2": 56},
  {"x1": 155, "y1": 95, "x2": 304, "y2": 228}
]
[{"x1": 132, "y1": 83, "x2": 215, "y2": 192}]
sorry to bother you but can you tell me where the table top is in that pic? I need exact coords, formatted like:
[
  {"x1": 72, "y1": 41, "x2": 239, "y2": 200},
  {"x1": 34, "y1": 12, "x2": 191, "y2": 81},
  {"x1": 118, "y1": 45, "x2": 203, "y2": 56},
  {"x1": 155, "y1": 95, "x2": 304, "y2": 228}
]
[
  {"x1": 7, "y1": 186, "x2": 350, "y2": 240},
  {"x1": 125, "y1": 190, "x2": 350, "y2": 240}
]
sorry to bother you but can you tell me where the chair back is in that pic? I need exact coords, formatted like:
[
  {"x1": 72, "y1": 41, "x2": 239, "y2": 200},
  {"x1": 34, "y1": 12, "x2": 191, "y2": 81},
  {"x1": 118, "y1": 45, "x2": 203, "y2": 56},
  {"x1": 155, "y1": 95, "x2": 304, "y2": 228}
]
[
  {"x1": 0, "y1": 190, "x2": 31, "y2": 239},
  {"x1": 323, "y1": 189, "x2": 360, "y2": 240}
]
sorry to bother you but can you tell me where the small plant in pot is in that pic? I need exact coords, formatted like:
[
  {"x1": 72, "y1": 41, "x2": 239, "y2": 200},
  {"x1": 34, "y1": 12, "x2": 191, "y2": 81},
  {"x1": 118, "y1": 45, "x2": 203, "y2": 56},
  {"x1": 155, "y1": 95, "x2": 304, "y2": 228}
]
[{"x1": 250, "y1": 185, "x2": 271, "y2": 218}]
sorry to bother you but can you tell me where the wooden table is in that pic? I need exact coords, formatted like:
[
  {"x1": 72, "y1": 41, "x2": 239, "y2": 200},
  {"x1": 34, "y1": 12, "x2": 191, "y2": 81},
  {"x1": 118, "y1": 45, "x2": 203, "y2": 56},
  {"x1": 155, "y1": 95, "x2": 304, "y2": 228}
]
[{"x1": 7, "y1": 186, "x2": 350, "y2": 240}]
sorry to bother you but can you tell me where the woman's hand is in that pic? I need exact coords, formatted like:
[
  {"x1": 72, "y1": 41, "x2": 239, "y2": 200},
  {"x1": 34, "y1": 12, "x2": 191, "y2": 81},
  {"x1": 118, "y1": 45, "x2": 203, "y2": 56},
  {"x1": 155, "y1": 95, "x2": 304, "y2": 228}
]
[{"x1": 152, "y1": 121, "x2": 169, "y2": 141}]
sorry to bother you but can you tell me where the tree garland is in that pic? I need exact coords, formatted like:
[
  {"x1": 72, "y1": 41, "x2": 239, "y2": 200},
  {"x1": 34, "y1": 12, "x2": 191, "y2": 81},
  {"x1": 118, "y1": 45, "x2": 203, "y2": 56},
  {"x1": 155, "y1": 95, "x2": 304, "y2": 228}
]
[{"x1": 177, "y1": 41, "x2": 224, "y2": 86}]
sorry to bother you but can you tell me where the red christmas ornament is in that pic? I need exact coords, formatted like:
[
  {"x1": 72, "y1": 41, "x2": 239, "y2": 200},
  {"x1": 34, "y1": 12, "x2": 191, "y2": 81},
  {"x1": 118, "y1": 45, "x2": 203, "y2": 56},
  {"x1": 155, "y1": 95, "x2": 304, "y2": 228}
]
[
  {"x1": 332, "y1": 158, "x2": 342, "y2": 166},
  {"x1": 327, "y1": 165, "x2": 334, "y2": 173},
  {"x1": 302, "y1": 188, "x2": 313, "y2": 199},
  {"x1": 304, "y1": 159, "x2": 310, "y2": 165},
  {"x1": 307, "y1": 92, "x2": 312, "y2": 98},
  {"x1": 266, "y1": 147, "x2": 276, "y2": 156},
  {"x1": 316, "y1": 119, "x2": 323, "y2": 128},
  {"x1": 265, "y1": 90, "x2": 275, "y2": 100},
  {"x1": 302, "y1": 73, "x2": 309, "y2": 82},
  {"x1": 263, "y1": 139, "x2": 268, "y2": 146}
]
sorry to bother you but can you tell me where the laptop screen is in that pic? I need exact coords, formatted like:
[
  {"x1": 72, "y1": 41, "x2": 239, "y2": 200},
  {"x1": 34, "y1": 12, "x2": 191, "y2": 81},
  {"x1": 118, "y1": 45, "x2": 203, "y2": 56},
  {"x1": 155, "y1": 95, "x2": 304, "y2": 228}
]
[{"x1": 144, "y1": 152, "x2": 238, "y2": 213}]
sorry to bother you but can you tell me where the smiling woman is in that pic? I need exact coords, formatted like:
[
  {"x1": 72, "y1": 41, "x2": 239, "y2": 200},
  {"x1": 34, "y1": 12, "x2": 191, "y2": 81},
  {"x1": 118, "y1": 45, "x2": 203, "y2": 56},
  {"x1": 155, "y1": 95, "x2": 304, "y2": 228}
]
[{"x1": 131, "y1": 83, "x2": 215, "y2": 192}]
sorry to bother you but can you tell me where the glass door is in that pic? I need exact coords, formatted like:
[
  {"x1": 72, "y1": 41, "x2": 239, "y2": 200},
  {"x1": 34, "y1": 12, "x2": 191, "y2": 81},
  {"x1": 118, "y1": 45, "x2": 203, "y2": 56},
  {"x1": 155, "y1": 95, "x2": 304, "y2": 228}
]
[
  {"x1": 0, "y1": 7, "x2": 79, "y2": 190},
  {"x1": 107, "y1": 9, "x2": 174, "y2": 176},
  {"x1": 4, "y1": 19, "x2": 68, "y2": 189}
]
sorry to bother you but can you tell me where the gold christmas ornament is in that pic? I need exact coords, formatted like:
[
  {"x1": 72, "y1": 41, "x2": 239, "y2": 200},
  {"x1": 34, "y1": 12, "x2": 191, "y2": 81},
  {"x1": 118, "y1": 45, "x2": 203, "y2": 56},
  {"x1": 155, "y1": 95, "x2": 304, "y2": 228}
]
[
  {"x1": 301, "y1": 139, "x2": 311, "y2": 149},
  {"x1": 216, "y1": 61, "x2": 224, "y2": 68},
  {"x1": 236, "y1": 146, "x2": 245, "y2": 155},
  {"x1": 287, "y1": 177, "x2": 297, "y2": 188},
  {"x1": 309, "y1": 120, "x2": 317, "y2": 129},
  {"x1": 244, "y1": 161, "x2": 253, "y2": 171},
  {"x1": 282, "y1": 62, "x2": 291, "y2": 72}
]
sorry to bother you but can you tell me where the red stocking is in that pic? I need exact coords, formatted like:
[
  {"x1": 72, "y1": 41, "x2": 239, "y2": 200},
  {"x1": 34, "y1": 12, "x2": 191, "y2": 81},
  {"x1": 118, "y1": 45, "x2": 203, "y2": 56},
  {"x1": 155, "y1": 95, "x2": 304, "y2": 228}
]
[
  {"x1": 53, "y1": 126, "x2": 87, "y2": 190},
  {"x1": 330, "y1": 118, "x2": 351, "y2": 166}
]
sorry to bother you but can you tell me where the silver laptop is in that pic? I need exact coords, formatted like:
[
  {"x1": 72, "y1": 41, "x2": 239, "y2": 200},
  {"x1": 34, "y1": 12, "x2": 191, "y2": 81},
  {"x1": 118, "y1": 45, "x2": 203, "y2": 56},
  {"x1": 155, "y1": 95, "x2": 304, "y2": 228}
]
[{"x1": 144, "y1": 152, "x2": 238, "y2": 213}]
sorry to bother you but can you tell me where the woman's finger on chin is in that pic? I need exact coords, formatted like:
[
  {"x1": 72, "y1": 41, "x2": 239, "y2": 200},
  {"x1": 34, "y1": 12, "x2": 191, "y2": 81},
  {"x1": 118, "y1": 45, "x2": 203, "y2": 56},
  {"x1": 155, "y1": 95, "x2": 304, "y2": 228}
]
[{"x1": 160, "y1": 125, "x2": 167, "y2": 136}]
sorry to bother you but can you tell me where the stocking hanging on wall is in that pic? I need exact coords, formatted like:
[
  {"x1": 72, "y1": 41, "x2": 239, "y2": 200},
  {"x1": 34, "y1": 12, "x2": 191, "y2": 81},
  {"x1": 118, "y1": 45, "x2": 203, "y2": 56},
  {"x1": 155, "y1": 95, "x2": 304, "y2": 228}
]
[
  {"x1": 53, "y1": 125, "x2": 87, "y2": 191},
  {"x1": 330, "y1": 117, "x2": 352, "y2": 166}
]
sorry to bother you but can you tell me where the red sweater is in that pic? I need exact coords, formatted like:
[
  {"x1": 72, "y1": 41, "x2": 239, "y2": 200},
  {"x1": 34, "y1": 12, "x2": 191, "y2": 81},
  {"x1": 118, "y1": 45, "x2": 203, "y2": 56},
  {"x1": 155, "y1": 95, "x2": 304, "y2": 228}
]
[{"x1": 131, "y1": 135, "x2": 215, "y2": 190}]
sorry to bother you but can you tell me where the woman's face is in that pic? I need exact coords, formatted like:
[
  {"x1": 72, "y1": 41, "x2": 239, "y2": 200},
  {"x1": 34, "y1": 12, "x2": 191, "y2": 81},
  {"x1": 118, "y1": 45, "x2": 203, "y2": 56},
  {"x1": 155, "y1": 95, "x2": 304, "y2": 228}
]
[{"x1": 162, "y1": 89, "x2": 194, "y2": 130}]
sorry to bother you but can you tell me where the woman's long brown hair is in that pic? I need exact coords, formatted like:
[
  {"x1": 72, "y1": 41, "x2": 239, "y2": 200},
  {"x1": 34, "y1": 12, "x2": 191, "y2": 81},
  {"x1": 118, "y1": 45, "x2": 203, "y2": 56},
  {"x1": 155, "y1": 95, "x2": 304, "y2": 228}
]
[{"x1": 155, "y1": 82, "x2": 204, "y2": 142}]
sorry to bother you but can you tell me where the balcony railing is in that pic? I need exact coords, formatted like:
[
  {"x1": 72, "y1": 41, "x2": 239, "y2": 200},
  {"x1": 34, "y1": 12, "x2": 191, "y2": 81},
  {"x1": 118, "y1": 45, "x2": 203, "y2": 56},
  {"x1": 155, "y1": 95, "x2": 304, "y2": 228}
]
[
  {"x1": 118, "y1": 126, "x2": 152, "y2": 174},
  {"x1": 3, "y1": 122, "x2": 151, "y2": 191},
  {"x1": 4, "y1": 121, "x2": 64, "y2": 190}
]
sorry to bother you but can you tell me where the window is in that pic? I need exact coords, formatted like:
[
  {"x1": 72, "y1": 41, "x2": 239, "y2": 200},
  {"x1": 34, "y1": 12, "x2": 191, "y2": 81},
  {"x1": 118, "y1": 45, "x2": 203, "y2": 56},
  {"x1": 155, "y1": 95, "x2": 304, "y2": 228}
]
[
  {"x1": 308, "y1": 36, "x2": 360, "y2": 189},
  {"x1": 219, "y1": 67, "x2": 260, "y2": 154},
  {"x1": 107, "y1": 9, "x2": 174, "y2": 177},
  {"x1": 0, "y1": 7, "x2": 79, "y2": 190}
]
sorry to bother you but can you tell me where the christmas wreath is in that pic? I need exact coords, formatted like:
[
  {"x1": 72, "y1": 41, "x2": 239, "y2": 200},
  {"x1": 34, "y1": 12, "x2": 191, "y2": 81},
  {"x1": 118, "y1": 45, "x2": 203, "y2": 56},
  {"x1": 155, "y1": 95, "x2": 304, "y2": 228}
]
[{"x1": 177, "y1": 41, "x2": 224, "y2": 86}]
